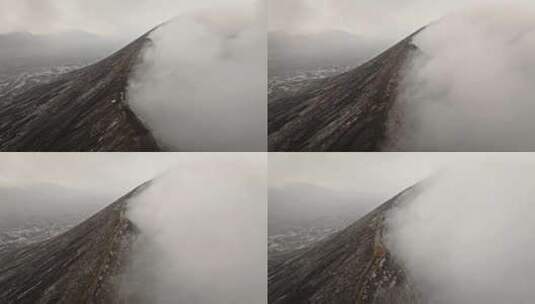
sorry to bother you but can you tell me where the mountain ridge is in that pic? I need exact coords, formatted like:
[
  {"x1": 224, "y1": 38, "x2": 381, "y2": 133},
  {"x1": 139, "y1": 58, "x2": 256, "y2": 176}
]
[
  {"x1": 0, "y1": 27, "x2": 161, "y2": 151},
  {"x1": 0, "y1": 180, "x2": 152, "y2": 303},
  {"x1": 268, "y1": 185, "x2": 421, "y2": 304},
  {"x1": 268, "y1": 28, "x2": 425, "y2": 151}
]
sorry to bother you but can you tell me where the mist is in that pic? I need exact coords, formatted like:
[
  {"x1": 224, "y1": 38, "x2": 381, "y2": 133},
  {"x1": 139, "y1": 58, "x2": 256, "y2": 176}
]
[
  {"x1": 268, "y1": 0, "x2": 534, "y2": 41},
  {"x1": 267, "y1": 153, "x2": 455, "y2": 251},
  {"x1": 269, "y1": 0, "x2": 423, "y2": 39},
  {"x1": 388, "y1": 3, "x2": 535, "y2": 151},
  {"x1": 0, "y1": 182, "x2": 108, "y2": 230},
  {"x1": 386, "y1": 162, "x2": 535, "y2": 303},
  {"x1": 0, "y1": 0, "x2": 256, "y2": 40},
  {"x1": 268, "y1": 183, "x2": 380, "y2": 235},
  {"x1": 268, "y1": 31, "x2": 386, "y2": 77},
  {"x1": 127, "y1": 2, "x2": 266, "y2": 151},
  {"x1": 0, "y1": 31, "x2": 120, "y2": 75},
  {"x1": 122, "y1": 154, "x2": 266, "y2": 303},
  {"x1": 0, "y1": 153, "x2": 180, "y2": 224}
]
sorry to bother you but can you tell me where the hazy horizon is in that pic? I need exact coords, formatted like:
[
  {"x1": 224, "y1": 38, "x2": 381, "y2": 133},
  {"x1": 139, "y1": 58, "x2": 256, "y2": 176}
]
[
  {"x1": 269, "y1": 0, "x2": 535, "y2": 43},
  {"x1": 0, "y1": 0, "x2": 258, "y2": 41}
]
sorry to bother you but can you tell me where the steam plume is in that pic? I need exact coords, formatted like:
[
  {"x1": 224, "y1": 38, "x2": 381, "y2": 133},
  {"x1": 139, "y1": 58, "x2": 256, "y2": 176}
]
[
  {"x1": 387, "y1": 3, "x2": 535, "y2": 151},
  {"x1": 386, "y1": 162, "x2": 535, "y2": 303},
  {"x1": 128, "y1": 2, "x2": 266, "y2": 151},
  {"x1": 121, "y1": 154, "x2": 266, "y2": 303}
]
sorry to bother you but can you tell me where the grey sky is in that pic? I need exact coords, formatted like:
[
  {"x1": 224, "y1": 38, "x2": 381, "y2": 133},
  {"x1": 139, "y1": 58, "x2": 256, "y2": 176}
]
[
  {"x1": 269, "y1": 153, "x2": 535, "y2": 202},
  {"x1": 0, "y1": 0, "x2": 256, "y2": 39},
  {"x1": 0, "y1": 153, "x2": 267, "y2": 200},
  {"x1": 0, "y1": 153, "x2": 181, "y2": 198},
  {"x1": 269, "y1": 0, "x2": 535, "y2": 41}
]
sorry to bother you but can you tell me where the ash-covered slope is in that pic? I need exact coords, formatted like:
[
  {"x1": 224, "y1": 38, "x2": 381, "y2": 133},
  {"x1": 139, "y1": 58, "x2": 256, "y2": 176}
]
[
  {"x1": 268, "y1": 29, "x2": 423, "y2": 152},
  {"x1": 0, "y1": 181, "x2": 151, "y2": 304},
  {"x1": 0, "y1": 30, "x2": 160, "y2": 152},
  {"x1": 268, "y1": 187, "x2": 421, "y2": 304}
]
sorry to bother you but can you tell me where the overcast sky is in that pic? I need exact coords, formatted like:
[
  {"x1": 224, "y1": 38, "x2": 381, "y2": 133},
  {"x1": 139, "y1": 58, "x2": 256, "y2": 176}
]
[
  {"x1": 3, "y1": 0, "x2": 534, "y2": 44},
  {"x1": 0, "y1": 0, "x2": 257, "y2": 39},
  {"x1": 0, "y1": 153, "x2": 269, "y2": 200},
  {"x1": 269, "y1": 0, "x2": 535, "y2": 41},
  {"x1": 269, "y1": 153, "x2": 535, "y2": 202},
  {"x1": 0, "y1": 153, "x2": 182, "y2": 198}
]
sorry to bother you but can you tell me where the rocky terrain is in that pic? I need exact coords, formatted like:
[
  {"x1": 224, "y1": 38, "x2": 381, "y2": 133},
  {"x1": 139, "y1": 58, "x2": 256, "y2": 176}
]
[
  {"x1": 268, "y1": 66, "x2": 353, "y2": 100},
  {"x1": 0, "y1": 221, "x2": 75, "y2": 254},
  {"x1": 0, "y1": 181, "x2": 150, "y2": 304},
  {"x1": 268, "y1": 28, "x2": 424, "y2": 152},
  {"x1": 0, "y1": 30, "x2": 160, "y2": 152},
  {"x1": 268, "y1": 222, "x2": 346, "y2": 257},
  {"x1": 268, "y1": 186, "x2": 421, "y2": 304},
  {"x1": 0, "y1": 65, "x2": 81, "y2": 101}
]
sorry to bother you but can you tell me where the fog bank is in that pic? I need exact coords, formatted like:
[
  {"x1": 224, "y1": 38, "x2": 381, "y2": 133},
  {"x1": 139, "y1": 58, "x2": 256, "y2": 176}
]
[
  {"x1": 386, "y1": 162, "x2": 535, "y2": 303},
  {"x1": 388, "y1": 4, "x2": 535, "y2": 150},
  {"x1": 122, "y1": 154, "x2": 266, "y2": 303},
  {"x1": 128, "y1": 3, "x2": 266, "y2": 151}
]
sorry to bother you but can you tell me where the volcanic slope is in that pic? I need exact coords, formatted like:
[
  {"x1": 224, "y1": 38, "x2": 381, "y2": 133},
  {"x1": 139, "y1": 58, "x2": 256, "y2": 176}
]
[
  {"x1": 0, "y1": 181, "x2": 151, "y2": 304},
  {"x1": 268, "y1": 186, "x2": 421, "y2": 304},
  {"x1": 268, "y1": 28, "x2": 424, "y2": 152},
  {"x1": 0, "y1": 30, "x2": 160, "y2": 152}
]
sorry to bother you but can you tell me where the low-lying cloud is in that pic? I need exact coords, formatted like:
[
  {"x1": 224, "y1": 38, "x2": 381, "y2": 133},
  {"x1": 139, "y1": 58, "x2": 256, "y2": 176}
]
[
  {"x1": 122, "y1": 154, "x2": 266, "y2": 303},
  {"x1": 388, "y1": 3, "x2": 535, "y2": 151},
  {"x1": 386, "y1": 162, "x2": 535, "y2": 303},
  {"x1": 127, "y1": 2, "x2": 266, "y2": 151}
]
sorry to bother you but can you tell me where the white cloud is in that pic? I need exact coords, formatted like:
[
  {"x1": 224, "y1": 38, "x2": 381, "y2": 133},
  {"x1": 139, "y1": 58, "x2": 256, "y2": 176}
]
[
  {"x1": 128, "y1": 3, "x2": 266, "y2": 151},
  {"x1": 123, "y1": 153, "x2": 266, "y2": 303},
  {"x1": 387, "y1": 3, "x2": 535, "y2": 150},
  {"x1": 386, "y1": 160, "x2": 535, "y2": 303}
]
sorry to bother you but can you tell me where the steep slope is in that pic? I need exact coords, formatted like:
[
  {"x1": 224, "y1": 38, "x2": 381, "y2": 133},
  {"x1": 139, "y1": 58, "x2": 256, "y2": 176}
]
[
  {"x1": 0, "y1": 30, "x2": 160, "y2": 152},
  {"x1": 268, "y1": 28, "x2": 424, "y2": 152},
  {"x1": 0, "y1": 181, "x2": 151, "y2": 304},
  {"x1": 268, "y1": 186, "x2": 421, "y2": 304}
]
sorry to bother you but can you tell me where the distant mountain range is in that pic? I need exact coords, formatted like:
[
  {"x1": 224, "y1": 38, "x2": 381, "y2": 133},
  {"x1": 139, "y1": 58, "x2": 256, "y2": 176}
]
[
  {"x1": 0, "y1": 181, "x2": 151, "y2": 303},
  {"x1": 0, "y1": 182, "x2": 112, "y2": 254},
  {"x1": 0, "y1": 182, "x2": 110, "y2": 230},
  {"x1": 0, "y1": 28, "x2": 160, "y2": 151},
  {"x1": 268, "y1": 30, "x2": 386, "y2": 77},
  {"x1": 0, "y1": 31, "x2": 120, "y2": 75},
  {"x1": 269, "y1": 183, "x2": 380, "y2": 235}
]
